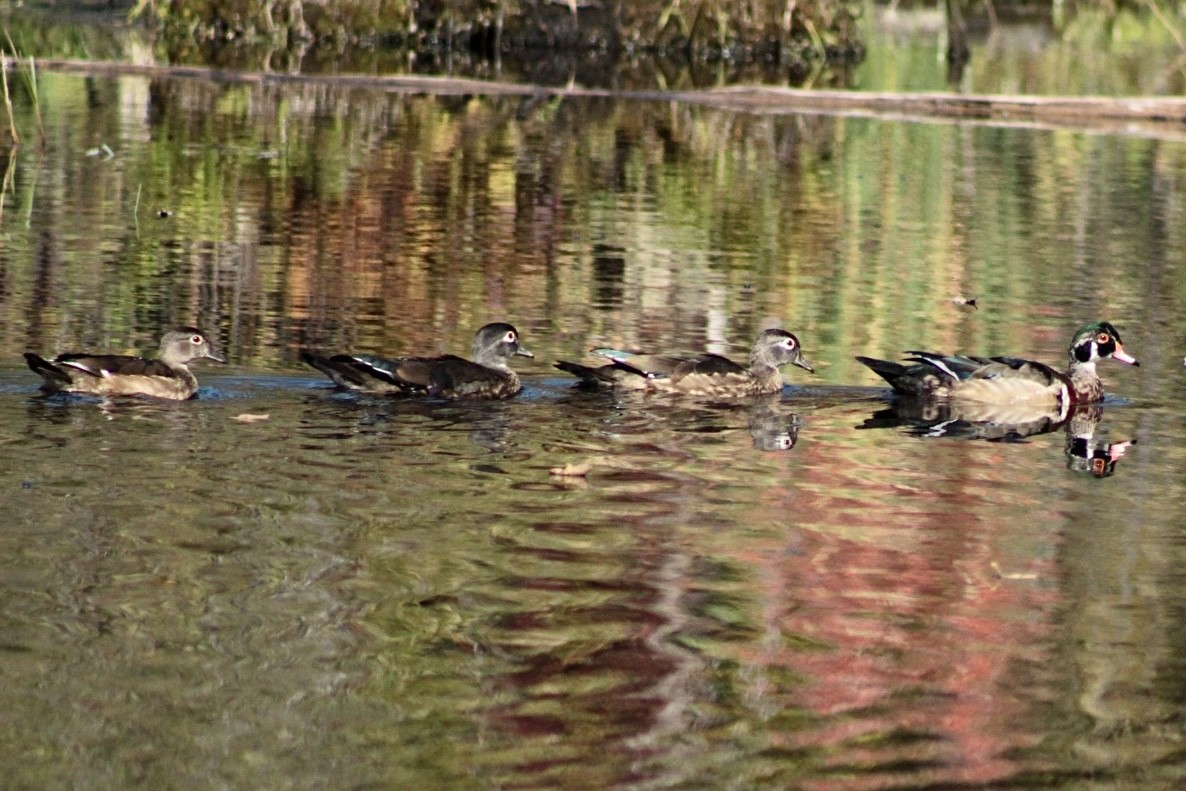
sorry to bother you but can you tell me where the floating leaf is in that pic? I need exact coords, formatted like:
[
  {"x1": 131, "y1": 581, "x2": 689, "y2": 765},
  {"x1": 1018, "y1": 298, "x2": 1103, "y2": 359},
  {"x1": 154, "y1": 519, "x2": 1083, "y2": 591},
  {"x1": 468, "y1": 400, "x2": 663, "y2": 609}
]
[
  {"x1": 550, "y1": 461, "x2": 594, "y2": 478},
  {"x1": 231, "y1": 413, "x2": 270, "y2": 423}
]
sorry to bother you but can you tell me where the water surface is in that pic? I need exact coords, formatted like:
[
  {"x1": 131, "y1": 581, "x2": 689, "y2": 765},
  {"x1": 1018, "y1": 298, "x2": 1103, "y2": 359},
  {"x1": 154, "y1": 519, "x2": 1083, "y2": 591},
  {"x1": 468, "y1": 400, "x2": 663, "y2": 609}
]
[{"x1": 1, "y1": 66, "x2": 1185, "y2": 789}]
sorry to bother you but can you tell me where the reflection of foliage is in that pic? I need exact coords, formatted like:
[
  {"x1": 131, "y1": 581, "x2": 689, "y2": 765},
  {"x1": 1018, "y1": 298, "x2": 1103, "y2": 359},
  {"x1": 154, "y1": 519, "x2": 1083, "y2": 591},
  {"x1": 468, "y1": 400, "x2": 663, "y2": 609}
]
[
  {"x1": 1, "y1": 69, "x2": 1178, "y2": 380},
  {"x1": 1055, "y1": 5, "x2": 1184, "y2": 51}
]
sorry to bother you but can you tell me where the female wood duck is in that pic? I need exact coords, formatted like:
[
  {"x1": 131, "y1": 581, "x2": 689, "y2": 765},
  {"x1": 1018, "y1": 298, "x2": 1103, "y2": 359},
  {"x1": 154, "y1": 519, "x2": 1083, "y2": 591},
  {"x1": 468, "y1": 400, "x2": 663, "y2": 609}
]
[
  {"x1": 555, "y1": 328, "x2": 814, "y2": 397},
  {"x1": 24, "y1": 327, "x2": 226, "y2": 400},
  {"x1": 301, "y1": 322, "x2": 534, "y2": 399},
  {"x1": 856, "y1": 321, "x2": 1139, "y2": 405}
]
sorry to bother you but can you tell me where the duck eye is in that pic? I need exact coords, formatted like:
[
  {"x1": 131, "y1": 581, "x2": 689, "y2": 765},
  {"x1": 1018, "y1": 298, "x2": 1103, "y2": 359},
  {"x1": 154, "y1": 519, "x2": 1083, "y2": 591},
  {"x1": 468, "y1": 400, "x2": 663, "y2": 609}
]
[
  {"x1": 191, "y1": 335, "x2": 203, "y2": 344},
  {"x1": 1096, "y1": 332, "x2": 1110, "y2": 344},
  {"x1": 505, "y1": 332, "x2": 516, "y2": 342}
]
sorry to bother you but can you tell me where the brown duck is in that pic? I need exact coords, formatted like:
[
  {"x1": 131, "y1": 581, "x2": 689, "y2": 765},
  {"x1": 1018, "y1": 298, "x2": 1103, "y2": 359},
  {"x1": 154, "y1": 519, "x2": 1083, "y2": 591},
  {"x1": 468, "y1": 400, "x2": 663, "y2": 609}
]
[
  {"x1": 25, "y1": 327, "x2": 226, "y2": 400},
  {"x1": 555, "y1": 328, "x2": 814, "y2": 397},
  {"x1": 301, "y1": 322, "x2": 534, "y2": 399}
]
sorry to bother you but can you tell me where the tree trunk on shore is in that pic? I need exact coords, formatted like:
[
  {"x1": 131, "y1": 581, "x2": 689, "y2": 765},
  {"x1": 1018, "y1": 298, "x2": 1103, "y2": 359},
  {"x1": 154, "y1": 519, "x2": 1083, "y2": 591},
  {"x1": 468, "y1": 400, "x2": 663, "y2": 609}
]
[{"x1": 945, "y1": 0, "x2": 970, "y2": 65}]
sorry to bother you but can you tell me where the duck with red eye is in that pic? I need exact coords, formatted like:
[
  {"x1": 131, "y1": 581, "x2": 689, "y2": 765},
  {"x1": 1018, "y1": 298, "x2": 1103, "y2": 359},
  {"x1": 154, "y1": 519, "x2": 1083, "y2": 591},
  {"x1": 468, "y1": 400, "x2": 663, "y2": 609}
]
[
  {"x1": 24, "y1": 327, "x2": 226, "y2": 400},
  {"x1": 301, "y1": 322, "x2": 534, "y2": 400},
  {"x1": 856, "y1": 321, "x2": 1139, "y2": 407}
]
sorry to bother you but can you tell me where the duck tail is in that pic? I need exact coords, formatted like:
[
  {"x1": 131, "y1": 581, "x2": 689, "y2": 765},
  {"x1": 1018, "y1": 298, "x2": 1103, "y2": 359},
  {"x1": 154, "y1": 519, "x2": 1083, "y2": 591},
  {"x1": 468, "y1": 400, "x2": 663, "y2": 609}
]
[
  {"x1": 855, "y1": 356, "x2": 911, "y2": 387},
  {"x1": 300, "y1": 350, "x2": 373, "y2": 389},
  {"x1": 554, "y1": 360, "x2": 611, "y2": 386},
  {"x1": 856, "y1": 354, "x2": 955, "y2": 397},
  {"x1": 24, "y1": 353, "x2": 72, "y2": 387}
]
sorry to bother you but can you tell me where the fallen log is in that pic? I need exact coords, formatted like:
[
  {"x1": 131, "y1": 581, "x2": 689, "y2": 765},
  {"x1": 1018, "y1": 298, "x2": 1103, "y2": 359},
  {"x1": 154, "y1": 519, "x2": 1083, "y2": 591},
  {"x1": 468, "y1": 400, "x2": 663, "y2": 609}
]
[{"x1": 25, "y1": 58, "x2": 1186, "y2": 140}]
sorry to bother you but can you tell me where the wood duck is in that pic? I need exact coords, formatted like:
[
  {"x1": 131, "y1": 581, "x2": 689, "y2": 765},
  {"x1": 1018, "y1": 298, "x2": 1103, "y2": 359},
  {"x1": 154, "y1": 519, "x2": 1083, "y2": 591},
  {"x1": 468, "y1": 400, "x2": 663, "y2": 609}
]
[
  {"x1": 24, "y1": 327, "x2": 226, "y2": 400},
  {"x1": 555, "y1": 328, "x2": 814, "y2": 397},
  {"x1": 301, "y1": 322, "x2": 534, "y2": 399},
  {"x1": 856, "y1": 321, "x2": 1139, "y2": 406}
]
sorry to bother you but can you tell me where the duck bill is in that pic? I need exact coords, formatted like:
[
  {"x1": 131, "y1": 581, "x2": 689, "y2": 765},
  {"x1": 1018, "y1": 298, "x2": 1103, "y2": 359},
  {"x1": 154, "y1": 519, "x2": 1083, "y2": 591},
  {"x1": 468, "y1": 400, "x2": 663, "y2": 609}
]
[
  {"x1": 514, "y1": 348, "x2": 535, "y2": 359},
  {"x1": 206, "y1": 350, "x2": 228, "y2": 364},
  {"x1": 793, "y1": 355, "x2": 815, "y2": 374},
  {"x1": 1112, "y1": 346, "x2": 1139, "y2": 366}
]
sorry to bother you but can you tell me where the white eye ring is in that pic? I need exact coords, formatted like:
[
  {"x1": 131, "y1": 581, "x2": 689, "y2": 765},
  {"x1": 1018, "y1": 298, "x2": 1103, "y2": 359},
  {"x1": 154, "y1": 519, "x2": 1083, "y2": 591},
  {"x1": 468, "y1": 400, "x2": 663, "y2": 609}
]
[
  {"x1": 505, "y1": 332, "x2": 516, "y2": 342},
  {"x1": 191, "y1": 335, "x2": 203, "y2": 344}
]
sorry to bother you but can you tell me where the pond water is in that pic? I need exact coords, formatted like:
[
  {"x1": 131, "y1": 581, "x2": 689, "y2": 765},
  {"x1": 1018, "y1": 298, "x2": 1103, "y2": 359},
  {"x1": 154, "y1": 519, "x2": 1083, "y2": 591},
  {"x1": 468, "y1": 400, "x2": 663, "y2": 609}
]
[{"x1": 2, "y1": 61, "x2": 1186, "y2": 789}]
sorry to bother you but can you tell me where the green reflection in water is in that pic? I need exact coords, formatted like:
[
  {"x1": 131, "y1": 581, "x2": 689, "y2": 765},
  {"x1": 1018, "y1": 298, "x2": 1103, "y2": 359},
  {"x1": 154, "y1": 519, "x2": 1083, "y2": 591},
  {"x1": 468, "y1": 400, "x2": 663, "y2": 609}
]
[{"x1": 0, "y1": 66, "x2": 1185, "y2": 790}]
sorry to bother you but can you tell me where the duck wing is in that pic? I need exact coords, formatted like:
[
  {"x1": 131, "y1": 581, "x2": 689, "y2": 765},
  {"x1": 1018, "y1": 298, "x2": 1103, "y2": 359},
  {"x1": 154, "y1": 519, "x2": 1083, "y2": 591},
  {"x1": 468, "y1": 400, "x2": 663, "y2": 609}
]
[
  {"x1": 903, "y1": 352, "x2": 996, "y2": 382},
  {"x1": 54, "y1": 354, "x2": 177, "y2": 379},
  {"x1": 393, "y1": 355, "x2": 518, "y2": 398},
  {"x1": 387, "y1": 355, "x2": 466, "y2": 391},
  {"x1": 982, "y1": 356, "x2": 1062, "y2": 384},
  {"x1": 671, "y1": 353, "x2": 747, "y2": 381},
  {"x1": 591, "y1": 350, "x2": 688, "y2": 378},
  {"x1": 300, "y1": 351, "x2": 405, "y2": 391}
]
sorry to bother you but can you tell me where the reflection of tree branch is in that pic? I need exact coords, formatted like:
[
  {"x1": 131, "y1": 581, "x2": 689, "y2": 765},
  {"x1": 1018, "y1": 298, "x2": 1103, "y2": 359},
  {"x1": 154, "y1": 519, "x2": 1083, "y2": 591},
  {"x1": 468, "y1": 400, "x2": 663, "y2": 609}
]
[
  {"x1": 4, "y1": 32, "x2": 45, "y2": 149},
  {"x1": 0, "y1": 52, "x2": 17, "y2": 147},
  {"x1": 0, "y1": 147, "x2": 14, "y2": 229},
  {"x1": 22, "y1": 146, "x2": 38, "y2": 231}
]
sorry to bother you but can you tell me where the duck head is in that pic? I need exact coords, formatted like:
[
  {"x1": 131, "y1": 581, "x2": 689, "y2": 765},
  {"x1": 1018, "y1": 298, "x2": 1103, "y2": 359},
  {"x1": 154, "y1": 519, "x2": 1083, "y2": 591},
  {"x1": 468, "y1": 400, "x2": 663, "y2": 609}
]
[
  {"x1": 161, "y1": 327, "x2": 226, "y2": 366},
  {"x1": 1070, "y1": 321, "x2": 1139, "y2": 367},
  {"x1": 473, "y1": 322, "x2": 534, "y2": 363},
  {"x1": 752, "y1": 328, "x2": 814, "y2": 373}
]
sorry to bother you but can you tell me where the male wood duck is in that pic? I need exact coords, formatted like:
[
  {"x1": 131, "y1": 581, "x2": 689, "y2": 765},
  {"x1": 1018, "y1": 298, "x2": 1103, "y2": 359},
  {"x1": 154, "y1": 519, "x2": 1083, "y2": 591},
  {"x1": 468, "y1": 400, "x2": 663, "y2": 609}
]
[
  {"x1": 301, "y1": 322, "x2": 534, "y2": 399},
  {"x1": 555, "y1": 328, "x2": 814, "y2": 397},
  {"x1": 856, "y1": 321, "x2": 1139, "y2": 405},
  {"x1": 24, "y1": 327, "x2": 226, "y2": 400}
]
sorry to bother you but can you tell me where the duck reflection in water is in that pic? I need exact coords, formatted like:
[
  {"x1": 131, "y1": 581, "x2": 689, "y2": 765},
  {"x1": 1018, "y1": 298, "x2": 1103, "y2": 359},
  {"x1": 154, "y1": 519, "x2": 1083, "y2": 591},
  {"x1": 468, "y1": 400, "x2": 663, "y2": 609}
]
[
  {"x1": 300, "y1": 393, "x2": 515, "y2": 453},
  {"x1": 558, "y1": 378, "x2": 803, "y2": 452},
  {"x1": 746, "y1": 395, "x2": 802, "y2": 451},
  {"x1": 1064, "y1": 406, "x2": 1135, "y2": 479},
  {"x1": 859, "y1": 401, "x2": 1133, "y2": 477},
  {"x1": 860, "y1": 399, "x2": 1068, "y2": 442}
]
